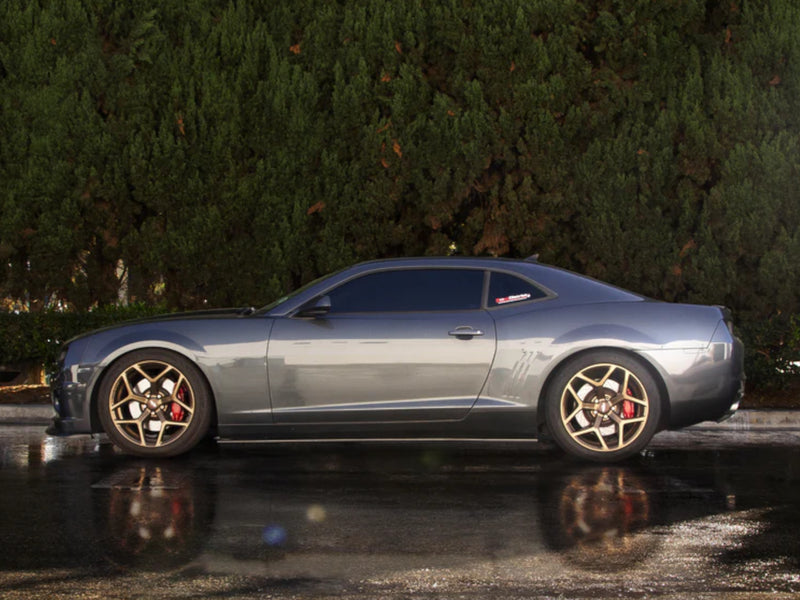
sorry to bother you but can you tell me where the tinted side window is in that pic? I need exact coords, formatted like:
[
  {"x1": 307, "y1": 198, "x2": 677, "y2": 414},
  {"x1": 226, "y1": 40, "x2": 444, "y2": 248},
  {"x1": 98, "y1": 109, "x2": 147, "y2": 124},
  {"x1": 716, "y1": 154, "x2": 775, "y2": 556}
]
[
  {"x1": 328, "y1": 269, "x2": 484, "y2": 313},
  {"x1": 488, "y1": 271, "x2": 547, "y2": 307}
]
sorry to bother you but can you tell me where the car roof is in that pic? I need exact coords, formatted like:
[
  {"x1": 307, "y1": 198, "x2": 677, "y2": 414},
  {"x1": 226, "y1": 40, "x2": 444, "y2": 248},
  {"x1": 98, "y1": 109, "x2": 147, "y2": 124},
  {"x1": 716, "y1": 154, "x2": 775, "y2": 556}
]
[
  {"x1": 353, "y1": 256, "x2": 534, "y2": 269},
  {"x1": 264, "y1": 256, "x2": 644, "y2": 316}
]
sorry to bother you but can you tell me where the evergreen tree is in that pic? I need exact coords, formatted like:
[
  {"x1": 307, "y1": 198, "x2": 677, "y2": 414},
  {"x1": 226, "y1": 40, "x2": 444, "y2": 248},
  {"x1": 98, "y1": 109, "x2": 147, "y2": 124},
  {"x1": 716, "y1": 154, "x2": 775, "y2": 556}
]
[{"x1": 0, "y1": 0, "x2": 798, "y2": 383}]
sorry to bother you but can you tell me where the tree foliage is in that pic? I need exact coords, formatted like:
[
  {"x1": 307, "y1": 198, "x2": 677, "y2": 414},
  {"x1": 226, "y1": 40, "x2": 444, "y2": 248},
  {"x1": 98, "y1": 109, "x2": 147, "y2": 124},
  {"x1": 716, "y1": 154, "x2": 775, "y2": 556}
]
[{"x1": 1, "y1": 1, "x2": 799, "y2": 371}]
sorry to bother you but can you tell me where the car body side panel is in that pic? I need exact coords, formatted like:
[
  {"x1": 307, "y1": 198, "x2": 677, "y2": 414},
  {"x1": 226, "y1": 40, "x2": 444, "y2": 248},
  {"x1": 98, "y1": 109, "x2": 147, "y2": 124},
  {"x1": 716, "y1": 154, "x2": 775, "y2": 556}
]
[
  {"x1": 215, "y1": 407, "x2": 540, "y2": 440},
  {"x1": 479, "y1": 301, "x2": 735, "y2": 426},
  {"x1": 266, "y1": 311, "x2": 497, "y2": 423}
]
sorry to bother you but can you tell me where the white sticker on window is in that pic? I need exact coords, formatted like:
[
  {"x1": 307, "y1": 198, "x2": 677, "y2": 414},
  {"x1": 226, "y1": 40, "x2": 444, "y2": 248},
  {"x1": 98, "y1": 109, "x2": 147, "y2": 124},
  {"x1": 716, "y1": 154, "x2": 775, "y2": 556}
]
[{"x1": 495, "y1": 293, "x2": 532, "y2": 305}]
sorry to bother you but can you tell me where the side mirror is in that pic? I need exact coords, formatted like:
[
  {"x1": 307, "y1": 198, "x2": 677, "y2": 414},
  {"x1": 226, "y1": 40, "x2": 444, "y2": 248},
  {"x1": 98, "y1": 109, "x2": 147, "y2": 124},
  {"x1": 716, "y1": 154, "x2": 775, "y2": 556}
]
[{"x1": 295, "y1": 295, "x2": 331, "y2": 318}]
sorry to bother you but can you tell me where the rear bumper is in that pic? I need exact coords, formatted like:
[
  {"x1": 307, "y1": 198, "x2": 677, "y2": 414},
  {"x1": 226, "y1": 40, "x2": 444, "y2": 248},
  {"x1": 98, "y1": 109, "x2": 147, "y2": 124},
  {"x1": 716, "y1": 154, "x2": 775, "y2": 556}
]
[
  {"x1": 639, "y1": 325, "x2": 745, "y2": 429},
  {"x1": 715, "y1": 377, "x2": 745, "y2": 423}
]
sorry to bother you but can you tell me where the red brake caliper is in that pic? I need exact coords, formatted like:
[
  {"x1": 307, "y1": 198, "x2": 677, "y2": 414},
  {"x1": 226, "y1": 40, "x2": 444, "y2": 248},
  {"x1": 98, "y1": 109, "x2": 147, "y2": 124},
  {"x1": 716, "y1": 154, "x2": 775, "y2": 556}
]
[
  {"x1": 622, "y1": 388, "x2": 635, "y2": 419},
  {"x1": 171, "y1": 386, "x2": 186, "y2": 421}
]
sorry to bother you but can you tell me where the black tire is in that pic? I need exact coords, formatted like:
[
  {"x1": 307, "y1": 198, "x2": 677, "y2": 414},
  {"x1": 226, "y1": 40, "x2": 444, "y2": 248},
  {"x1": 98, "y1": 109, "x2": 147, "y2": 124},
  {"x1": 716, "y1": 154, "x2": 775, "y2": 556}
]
[
  {"x1": 97, "y1": 349, "x2": 213, "y2": 458},
  {"x1": 544, "y1": 351, "x2": 661, "y2": 462}
]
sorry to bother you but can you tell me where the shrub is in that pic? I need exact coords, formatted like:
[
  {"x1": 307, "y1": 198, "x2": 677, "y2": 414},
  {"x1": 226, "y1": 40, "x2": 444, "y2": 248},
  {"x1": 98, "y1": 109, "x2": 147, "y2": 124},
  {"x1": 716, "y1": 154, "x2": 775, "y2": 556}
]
[
  {"x1": 739, "y1": 314, "x2": 800, "y2": 390},
  {"x1": 0, "y1": 304, "x2": 169, "y2": 368}
]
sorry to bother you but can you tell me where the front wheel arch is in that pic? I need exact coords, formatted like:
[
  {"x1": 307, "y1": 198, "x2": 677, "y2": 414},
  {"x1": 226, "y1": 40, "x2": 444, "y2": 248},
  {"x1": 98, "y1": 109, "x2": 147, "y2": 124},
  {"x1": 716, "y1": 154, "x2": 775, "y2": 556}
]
[{"x1": 92, "y1": 348, "x2": 217, "y2": 456}]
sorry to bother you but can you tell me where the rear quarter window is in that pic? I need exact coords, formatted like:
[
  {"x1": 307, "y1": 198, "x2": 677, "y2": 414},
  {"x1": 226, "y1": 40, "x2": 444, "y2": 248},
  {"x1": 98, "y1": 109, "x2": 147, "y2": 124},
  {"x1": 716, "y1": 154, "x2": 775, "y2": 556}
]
[{"x1": 488, "y1": 271, "x2": 548, "y2": 307}]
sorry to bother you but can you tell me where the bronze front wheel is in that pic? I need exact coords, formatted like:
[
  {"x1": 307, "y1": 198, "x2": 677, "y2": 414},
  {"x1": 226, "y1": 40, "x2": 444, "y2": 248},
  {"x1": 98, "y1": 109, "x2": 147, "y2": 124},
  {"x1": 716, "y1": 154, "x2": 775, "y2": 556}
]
[{"x1": 98, "y1": 350, "x2": 212, "y2": 457}]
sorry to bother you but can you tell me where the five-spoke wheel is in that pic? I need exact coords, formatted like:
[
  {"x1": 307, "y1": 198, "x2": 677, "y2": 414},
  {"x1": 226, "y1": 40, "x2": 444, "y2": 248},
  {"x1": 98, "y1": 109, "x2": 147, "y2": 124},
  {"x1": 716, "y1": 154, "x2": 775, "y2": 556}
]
[
  {"x1": 98, "y1": 350, "x2": 212, "y2": 457},
  {"x1": 545, "y1": 352, "x2": 661, "y2": 461}
]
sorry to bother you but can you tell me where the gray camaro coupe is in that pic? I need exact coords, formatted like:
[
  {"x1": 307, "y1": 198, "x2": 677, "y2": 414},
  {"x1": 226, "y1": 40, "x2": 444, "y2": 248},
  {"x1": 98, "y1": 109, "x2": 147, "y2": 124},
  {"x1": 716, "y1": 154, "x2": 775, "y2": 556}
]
[{"x1": 49, "y1": 257, "x2": 744, "y2": 462}]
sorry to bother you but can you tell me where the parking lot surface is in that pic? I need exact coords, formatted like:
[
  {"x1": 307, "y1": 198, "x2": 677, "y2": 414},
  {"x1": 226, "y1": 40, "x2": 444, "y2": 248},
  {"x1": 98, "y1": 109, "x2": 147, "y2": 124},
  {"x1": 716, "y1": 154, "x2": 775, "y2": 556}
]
[{"x1": 1, "y1": 426, "x2": 799, "y2": 599}]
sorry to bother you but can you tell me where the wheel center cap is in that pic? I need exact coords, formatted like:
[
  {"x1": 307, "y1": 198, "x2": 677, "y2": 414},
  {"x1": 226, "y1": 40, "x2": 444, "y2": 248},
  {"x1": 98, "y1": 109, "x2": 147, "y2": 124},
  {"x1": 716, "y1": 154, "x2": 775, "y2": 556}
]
[
  {"x1": 596, "y1": 395, "x2": 612, "y2": 415},
  {"x1": 146, "y1": 399, "x2": 159, "y2": 411}
]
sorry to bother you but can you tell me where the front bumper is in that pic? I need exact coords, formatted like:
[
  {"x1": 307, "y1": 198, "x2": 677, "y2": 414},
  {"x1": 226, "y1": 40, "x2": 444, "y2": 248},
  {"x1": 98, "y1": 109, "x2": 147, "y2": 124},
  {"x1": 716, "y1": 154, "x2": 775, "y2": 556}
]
[
  {"x1": 48, "y1": 365, "x2": 94, "y2": 436},
  {"x1": 46, "y1": 413, "x2": 89, "y2": 436}
]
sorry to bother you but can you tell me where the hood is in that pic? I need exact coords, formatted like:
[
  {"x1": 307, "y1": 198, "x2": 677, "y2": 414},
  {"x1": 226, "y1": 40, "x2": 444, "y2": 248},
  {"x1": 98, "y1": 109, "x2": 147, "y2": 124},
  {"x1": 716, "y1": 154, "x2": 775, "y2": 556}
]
[
  {"x1": 63, "y1": 307, "x2": 256, "y2": 346},
  {"x1": 140, "y1": 306, "x2": 256, "y2": 321}
]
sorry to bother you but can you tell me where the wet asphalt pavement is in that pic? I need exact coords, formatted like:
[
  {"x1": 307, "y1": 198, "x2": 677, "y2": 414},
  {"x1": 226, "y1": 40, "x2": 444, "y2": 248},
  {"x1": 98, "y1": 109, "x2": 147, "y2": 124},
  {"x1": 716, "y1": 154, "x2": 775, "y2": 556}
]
[{"x1": 1, "y1": 427, "x2": 799, "y2": 599}]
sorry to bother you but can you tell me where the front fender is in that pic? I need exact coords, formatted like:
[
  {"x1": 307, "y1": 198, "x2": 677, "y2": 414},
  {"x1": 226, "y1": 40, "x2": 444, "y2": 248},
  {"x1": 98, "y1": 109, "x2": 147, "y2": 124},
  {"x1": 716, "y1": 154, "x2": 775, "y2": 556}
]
[
  {"x1": 85, "y1": 327, "x2": 205, "y2": 369},
  {"x1": 71, "y1": 318, "x2": 273, "y2": 432}
]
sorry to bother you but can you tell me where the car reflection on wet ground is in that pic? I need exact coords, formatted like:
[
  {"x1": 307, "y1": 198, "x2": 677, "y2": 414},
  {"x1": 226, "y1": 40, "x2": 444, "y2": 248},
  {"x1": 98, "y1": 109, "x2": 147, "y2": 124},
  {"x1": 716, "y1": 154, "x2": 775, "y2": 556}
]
[{"x1": 0, "y1": 427, "x2": 799, "y2": 599}]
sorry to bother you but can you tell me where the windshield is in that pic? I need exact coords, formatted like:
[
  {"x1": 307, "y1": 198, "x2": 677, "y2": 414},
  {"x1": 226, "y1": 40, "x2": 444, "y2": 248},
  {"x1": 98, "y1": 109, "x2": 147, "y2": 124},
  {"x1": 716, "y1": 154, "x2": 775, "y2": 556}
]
[{"x1": 254, "y1": 269, "x2": 342, "y2": 314}]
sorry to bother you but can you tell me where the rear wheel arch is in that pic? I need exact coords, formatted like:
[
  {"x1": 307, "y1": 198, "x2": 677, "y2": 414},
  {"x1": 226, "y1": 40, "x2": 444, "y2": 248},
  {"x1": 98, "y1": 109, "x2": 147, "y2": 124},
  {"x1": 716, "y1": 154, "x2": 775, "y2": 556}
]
[{"x1": 536, "y1": 347, "x2": 670, "y2": 443}]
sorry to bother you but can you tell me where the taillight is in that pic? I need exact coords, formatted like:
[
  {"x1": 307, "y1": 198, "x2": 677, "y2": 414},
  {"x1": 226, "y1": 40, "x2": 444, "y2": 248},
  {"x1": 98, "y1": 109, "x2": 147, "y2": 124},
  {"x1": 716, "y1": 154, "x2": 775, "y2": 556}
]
[{"x1": 716, "y1": 305, "x2": 735, "y2": 334}]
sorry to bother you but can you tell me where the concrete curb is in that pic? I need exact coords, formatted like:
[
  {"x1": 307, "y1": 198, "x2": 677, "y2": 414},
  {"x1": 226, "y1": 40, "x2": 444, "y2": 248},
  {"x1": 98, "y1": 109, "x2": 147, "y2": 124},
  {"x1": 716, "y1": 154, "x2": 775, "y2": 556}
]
[
  {"x1": 0, "y1": 404, "x2": 55, "y2": 425},
  {"x1": 0, "y1": 404, "x2": 799, "y2": 431},
  {"x1": 687, "y1": 409, "x2": 800, "y2": 431}
]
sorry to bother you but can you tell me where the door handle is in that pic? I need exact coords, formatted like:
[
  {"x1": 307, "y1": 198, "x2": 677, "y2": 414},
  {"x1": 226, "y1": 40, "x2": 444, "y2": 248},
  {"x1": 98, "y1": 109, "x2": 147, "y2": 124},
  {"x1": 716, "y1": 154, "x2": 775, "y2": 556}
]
[{"x1": 448, "y1": 327, "x2": 485, "y2": 339}]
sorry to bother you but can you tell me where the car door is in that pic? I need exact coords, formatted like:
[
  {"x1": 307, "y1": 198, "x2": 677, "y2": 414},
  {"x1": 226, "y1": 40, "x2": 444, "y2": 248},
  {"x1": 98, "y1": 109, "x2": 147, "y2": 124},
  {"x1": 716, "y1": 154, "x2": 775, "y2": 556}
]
[{"x1": 267, "y1": 268, "x2": 496, "y2": 423}]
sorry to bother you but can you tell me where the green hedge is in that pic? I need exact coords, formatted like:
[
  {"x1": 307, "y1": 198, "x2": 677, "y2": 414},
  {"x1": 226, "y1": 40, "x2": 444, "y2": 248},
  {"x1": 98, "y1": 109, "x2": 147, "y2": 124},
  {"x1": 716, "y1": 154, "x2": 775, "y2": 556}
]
[
  {"x1": 2, "y1": 1, "x2": 799, "y2": 321},
  {"x1": 1, "y1": 1, "x2": 799, "y2": 390},
  {"x1": 740, "y1": 314, "x2": 800, "y2": 390},
  {"x1": 0, "y1": 305, "x2": 168, "y2": 367}
]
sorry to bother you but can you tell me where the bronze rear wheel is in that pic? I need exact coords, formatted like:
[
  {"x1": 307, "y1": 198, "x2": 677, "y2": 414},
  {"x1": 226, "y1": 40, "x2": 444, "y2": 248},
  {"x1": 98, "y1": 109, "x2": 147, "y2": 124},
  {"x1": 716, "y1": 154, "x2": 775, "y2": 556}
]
[{"x1": 546, "y1": 351, "x2": 661, "y2": 462}]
